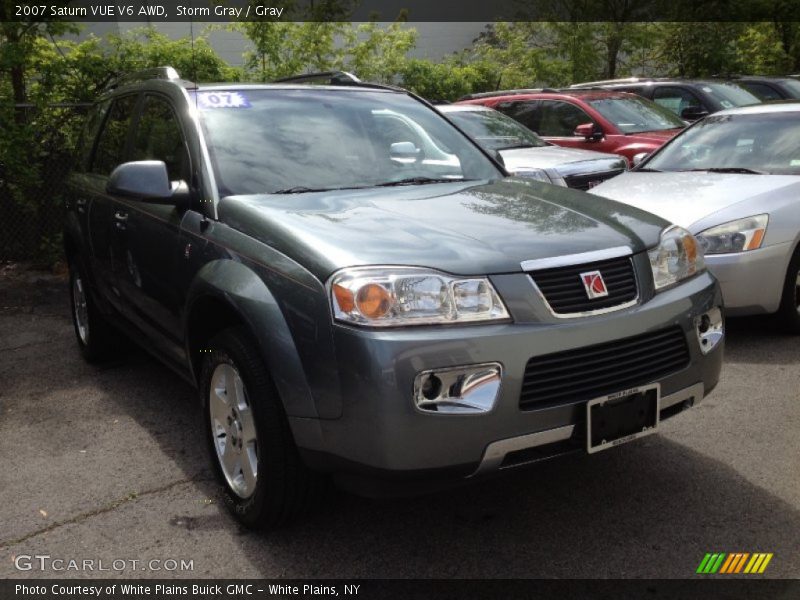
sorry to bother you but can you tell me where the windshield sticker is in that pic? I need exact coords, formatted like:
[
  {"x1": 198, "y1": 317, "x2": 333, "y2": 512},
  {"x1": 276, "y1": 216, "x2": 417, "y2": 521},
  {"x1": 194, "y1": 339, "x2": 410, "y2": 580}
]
[
  {"x1": 197, "y1": 92, "x2": 251, "y2": 109},
  {"x1": 791, "y1": 160, "x2": 800, "y2": 166}
]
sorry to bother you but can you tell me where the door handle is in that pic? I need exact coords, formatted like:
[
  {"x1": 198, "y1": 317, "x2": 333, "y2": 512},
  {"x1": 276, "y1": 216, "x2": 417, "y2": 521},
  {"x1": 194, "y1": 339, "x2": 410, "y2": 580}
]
[{"x1": 114, "y1": 210, "x2": 128, "y2": 230}]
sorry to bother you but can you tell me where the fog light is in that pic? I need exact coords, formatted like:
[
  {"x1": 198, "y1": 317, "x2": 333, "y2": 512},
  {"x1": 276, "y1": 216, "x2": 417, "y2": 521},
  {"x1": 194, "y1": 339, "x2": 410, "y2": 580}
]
[
  {"x1": 413, "y1": 363, "x2": 502, "y2": 414},
  {"x1": 696, "y1": 307, "x2": 723, "y2": 354}
]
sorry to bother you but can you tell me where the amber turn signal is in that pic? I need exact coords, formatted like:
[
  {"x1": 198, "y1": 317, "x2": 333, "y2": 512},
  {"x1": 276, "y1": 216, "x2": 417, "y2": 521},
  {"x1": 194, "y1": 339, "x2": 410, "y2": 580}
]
[{"x1": 333, "y1": 283, "x2": 355, "y2": 313}]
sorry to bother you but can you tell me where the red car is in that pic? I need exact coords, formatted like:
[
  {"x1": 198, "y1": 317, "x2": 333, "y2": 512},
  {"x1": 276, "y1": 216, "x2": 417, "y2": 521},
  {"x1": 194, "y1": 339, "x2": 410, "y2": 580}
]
[{"x1": 457, "y1": 89, "x2": 686, "y2": 165}]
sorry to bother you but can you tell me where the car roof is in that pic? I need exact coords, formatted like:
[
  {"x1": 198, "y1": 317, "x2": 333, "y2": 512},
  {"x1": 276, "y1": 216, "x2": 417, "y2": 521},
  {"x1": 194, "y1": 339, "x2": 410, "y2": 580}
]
[
  {"x1": 714, "y1": 100, "x2": 800, "y2": 116},
  {"x1": 195, "y1": 83, "x2": 398, "y2": 93},
  {"x1": 464, "y1": 89, "x2": 637, "y2": 102}
]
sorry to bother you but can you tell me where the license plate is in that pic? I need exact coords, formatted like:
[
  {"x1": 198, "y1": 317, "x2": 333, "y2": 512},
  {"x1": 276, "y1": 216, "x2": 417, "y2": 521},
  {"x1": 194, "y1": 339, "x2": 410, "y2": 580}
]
[{"x1": 586, "y1": 384, "x2": 660, "y2": 454}]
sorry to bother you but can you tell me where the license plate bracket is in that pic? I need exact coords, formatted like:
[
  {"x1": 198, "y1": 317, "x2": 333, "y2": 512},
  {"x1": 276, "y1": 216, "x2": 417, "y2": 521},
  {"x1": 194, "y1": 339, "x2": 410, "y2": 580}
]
[{"x1": 586, "y1": 383, "x2": 660, "y2": 454}]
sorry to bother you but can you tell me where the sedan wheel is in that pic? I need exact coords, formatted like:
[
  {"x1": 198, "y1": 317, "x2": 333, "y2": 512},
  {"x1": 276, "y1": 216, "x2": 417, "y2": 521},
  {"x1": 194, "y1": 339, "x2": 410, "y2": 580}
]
[
  {"x1": 777, "y1": 248, "x2": 800, "y2": 334},
  {"x1": 209, "y1": 363, "x2": 258, "y2": 499}
]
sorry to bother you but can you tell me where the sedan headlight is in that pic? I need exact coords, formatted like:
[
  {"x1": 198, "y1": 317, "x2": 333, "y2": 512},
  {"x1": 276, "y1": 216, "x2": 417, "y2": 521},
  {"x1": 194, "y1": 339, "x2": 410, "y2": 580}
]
[
  {"x1": 696, "y1": 214, "x2": 768, "y2": 254},
  {"x1": 513, "y1": 168, "x2": 567, "y2": 186},
  {"x1": 330, "y1": 267, "x2": 510, "y2": 327},
  {"x1": 649, "y1": 226, "x2": 705, "y2": 291}
]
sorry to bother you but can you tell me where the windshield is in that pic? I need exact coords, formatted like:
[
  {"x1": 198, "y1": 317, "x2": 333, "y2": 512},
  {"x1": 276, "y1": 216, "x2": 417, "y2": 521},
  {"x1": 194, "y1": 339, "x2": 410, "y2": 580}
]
[
  {"x1": 782, "y1": 79, "x2": 800, "y2": 97},
  {"x1": 444, "y1": 109, "x2": 548, "y2": 151},
  {"x1": 646, "y1": 112, "x2": 800, "y2": 175},
  {"x1": 588, "y1": 96, "x2": 685, "y2": 133},
  {"x1": 195, "y1": 89, "x2": 500, "y2": 195},
  {"x1": 699, "y1": 82, "x2": 761, "y2": 108}
]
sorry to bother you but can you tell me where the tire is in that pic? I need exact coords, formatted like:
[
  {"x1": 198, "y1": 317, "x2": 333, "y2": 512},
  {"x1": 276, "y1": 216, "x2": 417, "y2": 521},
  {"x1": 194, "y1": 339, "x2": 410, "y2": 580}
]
[
  {"x1": 200, "y1": 327, "x2": 318, "y2": 530},
  {"x1": 68, "y1": 259, "x2": 124, "y2": 363},
  {"x1": 776, "y1": 246, "x2": 800, "y2": 334}
]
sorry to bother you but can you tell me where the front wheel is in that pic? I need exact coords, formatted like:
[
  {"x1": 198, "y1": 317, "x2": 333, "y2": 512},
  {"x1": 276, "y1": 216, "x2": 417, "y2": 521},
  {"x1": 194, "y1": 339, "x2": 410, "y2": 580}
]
[
  {"x1": 200, "y1": 327, "x2": 318, "y2": 530},
  {"x1": 776, "y1": 247, "x2": 800, "y2": 334}
]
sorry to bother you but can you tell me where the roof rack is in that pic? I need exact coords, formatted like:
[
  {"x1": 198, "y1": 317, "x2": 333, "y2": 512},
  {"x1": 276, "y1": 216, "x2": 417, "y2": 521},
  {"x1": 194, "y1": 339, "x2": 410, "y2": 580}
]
[
  {"x1": 273, "y1": 71, "x2": 362, "y2": 85},
  {"x1": 457, "y1": 88, "x2": 545, "y2": 101},
  {"x1": 570, "y1": 77, "x2": 655, "y2": 88},
  {"x1": 105, "y1": 66, "x2": 185, "y2": 91}
]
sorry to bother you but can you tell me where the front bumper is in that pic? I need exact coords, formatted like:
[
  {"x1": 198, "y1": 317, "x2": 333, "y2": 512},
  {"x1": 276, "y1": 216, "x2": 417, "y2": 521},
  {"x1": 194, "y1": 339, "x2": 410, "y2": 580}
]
[
  {"x1": 291, "y1": 271, "x2": 723, "y2": 486},
  {"x1": 705, "y1": 242, "x2": 792, "y2": 315}
]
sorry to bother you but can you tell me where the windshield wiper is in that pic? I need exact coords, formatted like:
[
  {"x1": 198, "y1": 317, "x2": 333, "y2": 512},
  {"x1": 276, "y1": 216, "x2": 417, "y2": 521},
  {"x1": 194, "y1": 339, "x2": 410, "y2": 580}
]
[
  {"x1": 272, "y1": 185, "x2": 368, "y2": 194},
  {"x1": 635, "y1": 167, "x2": 662, "y2": 172},
  {"x1": 374, "y1": 177, "x2": 473, "y2": 187},
  {"x1": 683, "y1": 167, "x2": 766, "y2": 175}
]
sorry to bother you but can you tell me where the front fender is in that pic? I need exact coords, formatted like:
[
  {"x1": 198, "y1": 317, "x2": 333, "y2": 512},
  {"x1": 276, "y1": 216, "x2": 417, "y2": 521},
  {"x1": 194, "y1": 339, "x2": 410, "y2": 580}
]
[{"x1": 185, "y1": 259, "x2": 328, "y2": 420}]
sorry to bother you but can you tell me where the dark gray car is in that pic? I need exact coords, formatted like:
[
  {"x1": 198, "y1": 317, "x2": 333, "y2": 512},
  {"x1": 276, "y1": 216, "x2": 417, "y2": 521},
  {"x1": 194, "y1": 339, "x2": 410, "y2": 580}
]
[{"x1": 65, "y1": 68, "x2": 724, "y2": 530}]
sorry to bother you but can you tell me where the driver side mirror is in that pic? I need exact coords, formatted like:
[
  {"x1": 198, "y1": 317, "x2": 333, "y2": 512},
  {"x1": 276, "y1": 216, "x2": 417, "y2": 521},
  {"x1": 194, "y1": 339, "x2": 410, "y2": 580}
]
[
  {"x1": 574, "y1": 122, "x2": 603, "y2": 141},
  {"x1": 680, "y1": 106, "x2": 709, "y2": 121},
  {"x1": 107, "y1": 161, "x2": 189, "y2": 206}
]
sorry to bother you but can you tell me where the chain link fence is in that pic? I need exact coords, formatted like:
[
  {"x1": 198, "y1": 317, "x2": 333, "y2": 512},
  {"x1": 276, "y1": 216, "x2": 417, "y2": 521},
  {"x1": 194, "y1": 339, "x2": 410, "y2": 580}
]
[{"x1": 1, "y1": 104, "x2": 90, "y2": 265}]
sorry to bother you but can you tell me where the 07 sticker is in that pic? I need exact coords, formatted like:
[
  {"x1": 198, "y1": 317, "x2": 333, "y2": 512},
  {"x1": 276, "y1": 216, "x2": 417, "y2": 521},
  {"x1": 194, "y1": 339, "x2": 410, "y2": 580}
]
[{"x1": 196, "y1": 92, "x2": 251, "y2": 109}]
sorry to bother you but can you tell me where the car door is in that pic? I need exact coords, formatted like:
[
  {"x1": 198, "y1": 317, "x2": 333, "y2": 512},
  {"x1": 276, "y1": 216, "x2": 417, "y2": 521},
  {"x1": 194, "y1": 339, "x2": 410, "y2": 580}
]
[
  {"x1": 109, "y1": 93, "x2": 193, "y2": 364},
  {"x1": 84, "y1": 94, "x2": 140, "y2": 312},
  {"x1": 533, "y1": 100, "x2": 618, "y2": 152}
]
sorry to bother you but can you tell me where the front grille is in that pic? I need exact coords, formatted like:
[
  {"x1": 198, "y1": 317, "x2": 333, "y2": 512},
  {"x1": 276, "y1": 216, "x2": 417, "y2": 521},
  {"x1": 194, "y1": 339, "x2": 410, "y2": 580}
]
[
  {"x1": 519, "y1": 327, "x2": 691, "y2": 410},
  {"x1": 564, "y1": 169, "x2": 624, "y2": 191},
  {"x1": 529, "y1": 255, "x2": 637, "y2": 314}
]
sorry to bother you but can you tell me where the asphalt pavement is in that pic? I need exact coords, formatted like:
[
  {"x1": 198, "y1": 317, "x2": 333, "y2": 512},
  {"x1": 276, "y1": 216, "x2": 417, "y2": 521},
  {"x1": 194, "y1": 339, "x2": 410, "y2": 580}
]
[{"x1": 1, "y1": 266, "x2": 798, "y2": 579}]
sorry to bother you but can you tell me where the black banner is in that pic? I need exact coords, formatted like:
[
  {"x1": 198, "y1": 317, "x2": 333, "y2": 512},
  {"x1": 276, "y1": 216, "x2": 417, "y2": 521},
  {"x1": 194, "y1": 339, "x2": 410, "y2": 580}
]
[
  {"x1": 2, "y1": 579, "x2": 800, "y2": 600},
  {"x1": 4, "y1": 0, "x2": 800, "y2": 22}
]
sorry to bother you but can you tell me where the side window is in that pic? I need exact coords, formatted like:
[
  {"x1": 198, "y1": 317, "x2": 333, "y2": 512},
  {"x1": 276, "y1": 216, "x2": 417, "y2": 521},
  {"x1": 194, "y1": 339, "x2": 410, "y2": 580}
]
[
  {"x1": 76, "y1": 100, "x2": 110, "y2": 172},
  {"x1": 131, "y1": 96, "x2": 190, "y2": 182},
  {"x1": 537, "y1": 101, "x2": 594, "y2": 137},
  {"x1": 741, "y1": 82, "x2": 782, "y2": 101},
  {"x1": 91, "y1": 95, "x2": 138, "y2": 176},
  {"x1": 495, "y1": 101, "x2": 541, "y2": 134},
  {"x1": 652, "y1": 87, "x2": 701, "y2": 116}
]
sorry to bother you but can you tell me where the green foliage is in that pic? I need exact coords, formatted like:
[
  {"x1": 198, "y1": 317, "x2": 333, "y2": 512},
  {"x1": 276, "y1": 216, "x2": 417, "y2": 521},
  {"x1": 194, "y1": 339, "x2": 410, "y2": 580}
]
[{"x1": 400, "y1": 58, "x2": 498, "y2": 102}]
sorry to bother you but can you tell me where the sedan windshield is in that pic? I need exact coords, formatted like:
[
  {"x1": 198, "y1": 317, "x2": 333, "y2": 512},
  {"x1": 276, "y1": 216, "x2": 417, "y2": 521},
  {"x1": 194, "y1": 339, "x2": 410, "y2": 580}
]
[
  {"x1": 443, "y1": 108, "x2": 548, "y2": 151},
  {"x1": 646, "y1": 112, "x2": 800, "y2": 175},
  {"x1": 195, "y1": 89, "x2": 500, "y2": 196},
  {"x1": 588, "y1": 96, "x2": 685, "y2": 133}
]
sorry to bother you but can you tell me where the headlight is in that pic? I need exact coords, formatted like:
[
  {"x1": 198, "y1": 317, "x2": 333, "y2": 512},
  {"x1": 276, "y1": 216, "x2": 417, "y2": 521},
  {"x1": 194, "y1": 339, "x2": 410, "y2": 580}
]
[
  {"x1": 648, "y1": 226, "x2": 705, "y2": 291},
  {"x1": 513, "y1": 168, "x2": 566, "y2": 186},
  {"x1": 696, "y1": 214, "x2": 768, "y2": 254},
  {"x1": 329, "y1": 267, "x2": 510, "y2": 327}
]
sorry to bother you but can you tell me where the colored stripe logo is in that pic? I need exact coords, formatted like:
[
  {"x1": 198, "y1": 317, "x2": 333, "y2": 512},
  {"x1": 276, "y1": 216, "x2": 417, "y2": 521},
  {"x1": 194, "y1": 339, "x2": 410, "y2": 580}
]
[{"x1": 696, "y1": 552, "x2": 773, "y2": 574}]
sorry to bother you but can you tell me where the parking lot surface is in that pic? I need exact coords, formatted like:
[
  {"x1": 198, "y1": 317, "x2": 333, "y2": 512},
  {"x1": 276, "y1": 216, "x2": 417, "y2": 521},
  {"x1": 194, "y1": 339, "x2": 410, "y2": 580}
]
[{"x1": 1, "y1": 267, "x2": 798, "y2": 579}]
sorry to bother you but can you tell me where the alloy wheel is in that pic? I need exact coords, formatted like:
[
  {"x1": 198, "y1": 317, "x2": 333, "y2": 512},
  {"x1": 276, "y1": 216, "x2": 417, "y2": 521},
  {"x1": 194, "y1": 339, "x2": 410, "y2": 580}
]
[
  {"x1": 72, "y1": 274, "x2": 89, "y2": 345},
  {"x1": 209, "y1": 363, "x2": 258, "y2": 498}
]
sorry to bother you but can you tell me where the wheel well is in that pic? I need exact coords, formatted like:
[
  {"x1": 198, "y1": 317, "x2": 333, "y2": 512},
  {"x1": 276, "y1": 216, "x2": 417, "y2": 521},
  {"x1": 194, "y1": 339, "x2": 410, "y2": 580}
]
[{"x1": 186, "y1": 295, "x2": 250, "y2": 383}]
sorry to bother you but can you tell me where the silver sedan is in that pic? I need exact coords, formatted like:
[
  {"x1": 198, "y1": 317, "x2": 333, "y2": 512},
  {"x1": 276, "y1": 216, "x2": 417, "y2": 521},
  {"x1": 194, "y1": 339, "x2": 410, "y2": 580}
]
[{"x1": 591, "y1": 102, "x2": 800, "y2": 332}]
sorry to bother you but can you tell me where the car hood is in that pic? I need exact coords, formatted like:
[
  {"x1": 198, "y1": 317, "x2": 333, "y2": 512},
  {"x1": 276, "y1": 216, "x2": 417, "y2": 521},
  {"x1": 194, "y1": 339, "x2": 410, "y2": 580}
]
[
  {"x1": 219, "y1": 179, "x2": 668, "y2": 281},
  {"x1": 625, "y1": 128, "x2": 683, "y2": 143},
  {"x1": 499, "y1": 145, "x2": 623, "y2": 174},
  {"x1": 590, "y1": 171, "x2": 800, "y2": 230}
]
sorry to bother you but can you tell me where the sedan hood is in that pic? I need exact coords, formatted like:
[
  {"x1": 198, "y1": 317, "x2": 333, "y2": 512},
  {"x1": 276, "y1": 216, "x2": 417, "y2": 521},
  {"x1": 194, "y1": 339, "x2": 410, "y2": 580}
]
[
  {"x1": 499, "y1": 145, "x2": 622, "y2": 174},
  {"x1": 590, "y1": 171, "x2": 800, "y2": 230},
  {"x1": 219, "y1": 179, "x2": 668, "y2": 281}
]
